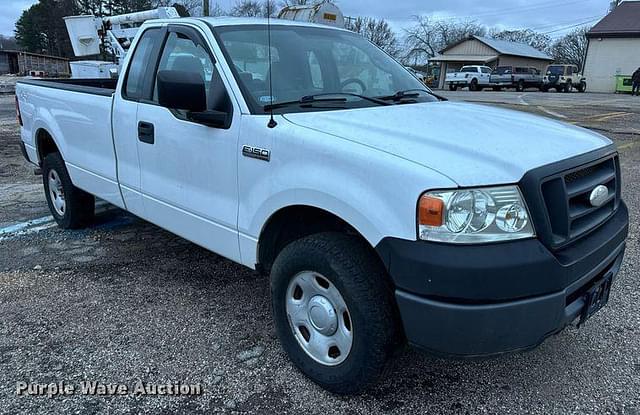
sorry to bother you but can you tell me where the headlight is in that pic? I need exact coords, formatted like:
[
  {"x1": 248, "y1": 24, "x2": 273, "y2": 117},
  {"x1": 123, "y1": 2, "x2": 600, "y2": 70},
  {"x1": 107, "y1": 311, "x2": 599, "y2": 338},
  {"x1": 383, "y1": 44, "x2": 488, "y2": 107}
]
[{"x1": 418, "y1": 186, "x2": 535, "y2": 243}]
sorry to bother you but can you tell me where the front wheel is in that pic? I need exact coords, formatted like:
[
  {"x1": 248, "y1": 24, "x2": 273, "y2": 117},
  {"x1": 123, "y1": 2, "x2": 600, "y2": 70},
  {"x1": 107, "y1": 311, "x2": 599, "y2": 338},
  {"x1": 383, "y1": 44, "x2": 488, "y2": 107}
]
[
  {"x1": 43, "y1": 152, "x2": 95, "y2": 229},
  {"x1": 469, "y1": 79, "x2": 479, "y2": 91},
  {"x1": 449, "y1": 84, "x2": 457, "y2": 91},
  {"x1": 577, "y1": 81, "x2": 586, "y2": 92},
  {"x1": 516, "y1": 80, "x2": 525, "y2": 92},
  {"x1": 271, "y1": 233, "x2": 399, "y2": 395}
]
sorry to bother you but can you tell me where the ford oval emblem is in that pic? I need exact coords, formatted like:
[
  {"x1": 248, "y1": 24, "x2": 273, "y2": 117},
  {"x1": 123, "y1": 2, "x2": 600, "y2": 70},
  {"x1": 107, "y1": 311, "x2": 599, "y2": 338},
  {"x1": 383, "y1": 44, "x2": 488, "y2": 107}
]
[{"x1": 589, "y1": 185, "x2": 609, "y2": 207}]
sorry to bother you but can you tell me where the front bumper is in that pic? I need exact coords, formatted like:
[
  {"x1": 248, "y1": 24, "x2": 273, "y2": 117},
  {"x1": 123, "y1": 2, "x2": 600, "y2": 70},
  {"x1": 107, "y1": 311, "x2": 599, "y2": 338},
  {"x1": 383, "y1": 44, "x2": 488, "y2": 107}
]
[{"x1": 375, "y1": 202, "x2": 629, "y2": 357}]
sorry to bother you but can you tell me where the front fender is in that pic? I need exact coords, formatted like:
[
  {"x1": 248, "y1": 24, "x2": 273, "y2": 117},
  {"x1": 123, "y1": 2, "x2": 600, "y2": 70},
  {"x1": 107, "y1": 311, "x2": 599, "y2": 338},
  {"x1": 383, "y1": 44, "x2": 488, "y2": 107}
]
[{"x1": 236, "y1": 116, "x2": 457, "y2": 267}]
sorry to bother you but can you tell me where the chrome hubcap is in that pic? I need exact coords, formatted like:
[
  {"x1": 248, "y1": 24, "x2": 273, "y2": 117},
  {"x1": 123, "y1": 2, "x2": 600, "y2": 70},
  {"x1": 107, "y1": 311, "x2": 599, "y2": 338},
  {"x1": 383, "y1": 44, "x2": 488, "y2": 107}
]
[
  {"x1": 286, "y1": 271, "x2": 353, "y2": 366},
  {"x1": 48, "y1": 169, "x2": 65, "y2": 216}
]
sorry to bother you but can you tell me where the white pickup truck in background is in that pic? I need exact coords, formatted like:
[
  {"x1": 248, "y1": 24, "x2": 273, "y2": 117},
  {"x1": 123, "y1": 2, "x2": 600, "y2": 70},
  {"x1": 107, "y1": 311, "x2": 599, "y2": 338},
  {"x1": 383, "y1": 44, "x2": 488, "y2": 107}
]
[
  {"x1": 16, "y1": 17, "x2": 629, "y2": 394},
  {"x1": 445, "y1": 65, "x2": 493, "y2": 91}
]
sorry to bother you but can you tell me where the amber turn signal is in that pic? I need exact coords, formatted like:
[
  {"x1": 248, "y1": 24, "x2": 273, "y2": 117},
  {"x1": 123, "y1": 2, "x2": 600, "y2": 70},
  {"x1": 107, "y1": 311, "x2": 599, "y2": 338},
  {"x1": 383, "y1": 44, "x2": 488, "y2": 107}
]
[{"x1": 419, "y1": 195, "x2": 444, "y2": 227}]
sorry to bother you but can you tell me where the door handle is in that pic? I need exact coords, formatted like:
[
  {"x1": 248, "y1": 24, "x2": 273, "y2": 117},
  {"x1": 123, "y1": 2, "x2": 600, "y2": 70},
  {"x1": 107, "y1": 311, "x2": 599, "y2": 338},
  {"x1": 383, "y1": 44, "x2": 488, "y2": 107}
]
[{"x1": 138, "y1": 121, "x2": 155, "y2": 144}]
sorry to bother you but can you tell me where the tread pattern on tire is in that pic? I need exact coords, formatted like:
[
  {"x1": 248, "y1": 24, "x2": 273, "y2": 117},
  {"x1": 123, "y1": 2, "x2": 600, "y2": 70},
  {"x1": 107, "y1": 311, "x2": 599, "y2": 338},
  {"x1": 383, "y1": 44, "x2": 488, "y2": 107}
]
[
  {"x1": 271, "y1": 232, "x2": 400, "y2": 395},
  {"x1": 43, "y1": 152, "x2": 95, "y2": 229}
]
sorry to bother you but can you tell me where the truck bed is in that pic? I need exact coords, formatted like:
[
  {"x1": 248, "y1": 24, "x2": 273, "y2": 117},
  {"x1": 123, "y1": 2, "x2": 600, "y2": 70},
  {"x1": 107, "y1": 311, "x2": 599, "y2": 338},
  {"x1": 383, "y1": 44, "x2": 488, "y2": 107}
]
[
  {"x1": 16, "y1": 78, "x2": 117, "y2": 96},
  {"x1": 17, "y1": 77, "x2": 122, "y2": 209}
]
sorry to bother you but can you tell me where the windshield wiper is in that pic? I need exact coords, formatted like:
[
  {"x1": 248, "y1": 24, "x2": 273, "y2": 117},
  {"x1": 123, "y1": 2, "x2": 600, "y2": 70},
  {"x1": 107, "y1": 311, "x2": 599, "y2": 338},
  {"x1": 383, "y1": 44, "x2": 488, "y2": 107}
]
[
  {"x1": 378, "y1": 89, "x2": 447, "y2": 102},
  {"x1": 263, "y1": 93, "x2": 390, "y2": 112}
]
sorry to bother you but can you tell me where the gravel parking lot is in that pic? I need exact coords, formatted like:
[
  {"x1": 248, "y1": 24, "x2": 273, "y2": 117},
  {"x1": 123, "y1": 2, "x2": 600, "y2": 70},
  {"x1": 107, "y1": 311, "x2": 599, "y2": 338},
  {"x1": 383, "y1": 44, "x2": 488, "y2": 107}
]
[{"x1": 1, "y1": 91, "x2": 639, "y2": 414}]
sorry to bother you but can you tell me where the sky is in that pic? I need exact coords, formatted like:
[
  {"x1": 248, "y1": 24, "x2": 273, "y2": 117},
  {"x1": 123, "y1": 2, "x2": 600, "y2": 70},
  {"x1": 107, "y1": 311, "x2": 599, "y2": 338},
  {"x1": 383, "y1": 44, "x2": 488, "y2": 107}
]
[{"x1": 1, "y1": 0, "x2": 613, "y2": 39}]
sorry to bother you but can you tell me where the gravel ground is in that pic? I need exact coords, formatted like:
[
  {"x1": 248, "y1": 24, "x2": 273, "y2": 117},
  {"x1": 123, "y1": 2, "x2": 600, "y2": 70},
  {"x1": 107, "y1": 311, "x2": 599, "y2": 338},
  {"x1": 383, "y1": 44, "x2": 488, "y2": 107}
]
[{"x1": 0, "y1": 93, "x2": 639, "y2": 414}]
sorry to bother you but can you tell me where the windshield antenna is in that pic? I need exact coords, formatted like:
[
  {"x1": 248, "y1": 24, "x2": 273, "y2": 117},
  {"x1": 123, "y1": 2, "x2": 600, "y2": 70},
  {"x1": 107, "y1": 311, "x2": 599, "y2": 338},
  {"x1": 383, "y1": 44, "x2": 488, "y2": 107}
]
[{"x1": 266, "y1": 1, "x2": 277, "y2": 128}]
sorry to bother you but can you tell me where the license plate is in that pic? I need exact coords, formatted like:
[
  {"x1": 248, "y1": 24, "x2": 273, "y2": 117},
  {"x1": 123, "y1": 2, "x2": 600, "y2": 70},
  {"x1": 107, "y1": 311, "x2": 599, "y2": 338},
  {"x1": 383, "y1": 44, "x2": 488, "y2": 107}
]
[{"x1": 579, "y1": 274, "x2": 613, "y2": 326}]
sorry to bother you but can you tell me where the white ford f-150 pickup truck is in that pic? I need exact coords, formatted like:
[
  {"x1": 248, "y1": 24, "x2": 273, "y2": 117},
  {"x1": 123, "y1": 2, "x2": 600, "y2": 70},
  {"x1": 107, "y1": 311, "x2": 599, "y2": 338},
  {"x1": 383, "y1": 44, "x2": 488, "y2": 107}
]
[{"x1": 16, "y1": 17, "x2": 629, "y2": 394}]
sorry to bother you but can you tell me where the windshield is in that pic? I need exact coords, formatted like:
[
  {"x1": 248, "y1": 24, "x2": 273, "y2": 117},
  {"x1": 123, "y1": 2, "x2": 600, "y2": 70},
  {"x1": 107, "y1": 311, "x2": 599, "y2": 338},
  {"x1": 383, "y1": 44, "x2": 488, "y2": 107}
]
[
  {"x1": 547, "y1": 66, "x2": 564, "y2": 75},
  {"x1": 213, "y1": 25, "x2": 436, "y2": 114},
  {"x1": 493, "y1": 66, "x2": 512, "y2": 75}
]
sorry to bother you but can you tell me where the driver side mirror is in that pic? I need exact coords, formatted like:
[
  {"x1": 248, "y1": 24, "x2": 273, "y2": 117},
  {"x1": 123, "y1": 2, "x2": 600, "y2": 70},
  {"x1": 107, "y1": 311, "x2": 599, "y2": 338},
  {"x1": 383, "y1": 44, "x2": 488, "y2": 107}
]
[
  {"x1": 157, "y1": 70, "x2": 207, "y2": 112},
  {"x1": 157, "y1": 70, "x2": 231, "y2": 129}
]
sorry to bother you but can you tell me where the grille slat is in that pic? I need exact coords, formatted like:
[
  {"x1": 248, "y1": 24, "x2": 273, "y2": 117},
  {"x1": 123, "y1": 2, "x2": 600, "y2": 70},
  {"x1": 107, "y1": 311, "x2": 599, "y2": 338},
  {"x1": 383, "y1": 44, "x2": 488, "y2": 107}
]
[{"x1": 540, "y1": 155, "x2": 620, "y2": 249}]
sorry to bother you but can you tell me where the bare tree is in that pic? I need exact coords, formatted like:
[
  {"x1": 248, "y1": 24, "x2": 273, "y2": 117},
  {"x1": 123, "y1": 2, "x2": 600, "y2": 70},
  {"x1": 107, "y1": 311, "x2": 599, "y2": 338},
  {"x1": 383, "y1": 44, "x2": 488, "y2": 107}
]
[
  {"x1": 404, "y1": 16, "x2": 486, "y2": 62},
  {"x1": 279, "y1": 0, "x2": 308, "y2": 6},
  {"x1": 346, "y1": 17, "x2": 400, "y2": 58},
  {"x1": 488, "y1": 28, "x2": 551, "y2": 53},
  {"x1": 550, "y1": 27, "x2": 589, "y2": 69},
  {"x1": 230, "y1": 0, "x2": 260, "y2": 17},
  {"x1": 0, "y1": 35, "x2": 19, "y2": 51}
]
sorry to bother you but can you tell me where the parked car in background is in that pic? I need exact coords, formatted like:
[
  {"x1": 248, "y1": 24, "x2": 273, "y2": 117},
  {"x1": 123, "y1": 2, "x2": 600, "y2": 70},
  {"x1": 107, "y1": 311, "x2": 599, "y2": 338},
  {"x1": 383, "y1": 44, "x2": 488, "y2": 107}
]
[
  {"x1": 445, "y1": 65, "x2": 492, "y2": 91},
  {"x1": 490, "y1": 66, "x2": 543, "y2": 92},
  {"x1": 541, "y1": 64, "x2": 587, "y2": 92}
]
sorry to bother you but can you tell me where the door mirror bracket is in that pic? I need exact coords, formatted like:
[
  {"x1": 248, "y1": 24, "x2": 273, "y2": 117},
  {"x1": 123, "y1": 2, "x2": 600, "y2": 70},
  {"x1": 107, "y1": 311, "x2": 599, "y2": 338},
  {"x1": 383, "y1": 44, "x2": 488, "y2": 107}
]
[{"x1": 188, "y1": 110, "x2": 231, "y2": 129}]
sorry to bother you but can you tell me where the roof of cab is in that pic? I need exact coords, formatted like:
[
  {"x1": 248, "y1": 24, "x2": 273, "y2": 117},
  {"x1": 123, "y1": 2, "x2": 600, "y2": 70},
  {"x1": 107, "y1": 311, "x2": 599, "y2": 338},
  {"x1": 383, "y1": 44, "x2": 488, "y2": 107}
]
[{"x1": 147, "y1": 16, "x2": 347, "y2": 32}]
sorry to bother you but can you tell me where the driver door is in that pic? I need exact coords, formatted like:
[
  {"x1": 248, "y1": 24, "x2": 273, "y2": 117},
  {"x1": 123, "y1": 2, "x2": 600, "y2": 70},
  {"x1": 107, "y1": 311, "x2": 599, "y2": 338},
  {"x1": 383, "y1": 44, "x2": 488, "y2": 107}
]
[{"x1": 136, "y1": 25, "x2": 241, "y2": 263}]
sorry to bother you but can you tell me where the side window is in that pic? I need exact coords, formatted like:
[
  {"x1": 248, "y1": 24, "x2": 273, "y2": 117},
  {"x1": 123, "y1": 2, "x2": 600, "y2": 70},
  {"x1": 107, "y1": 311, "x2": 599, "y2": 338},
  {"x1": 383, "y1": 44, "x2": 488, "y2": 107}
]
[
  {"x1": 567, "y1": 66, "x2": 574, "y2": 76},
  {"x1": 481, "y1": 67, "x2": 491, "y2": 74},
  {"x1": 153, "y1": 31, "x2": 215, "y2": 103},
  {"x1": 124, "y1": 28, "x2": 162, "y2": 99}
]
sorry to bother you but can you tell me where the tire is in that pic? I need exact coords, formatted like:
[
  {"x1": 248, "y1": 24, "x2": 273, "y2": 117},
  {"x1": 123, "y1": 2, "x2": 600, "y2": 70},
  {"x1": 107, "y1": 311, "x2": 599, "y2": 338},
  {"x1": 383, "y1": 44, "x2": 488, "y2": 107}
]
[
  {"x1": 469, "y1": 79, "x2": 479, "y2": 91},
  {"x1": 564, "y1": 82, "x2": 572, "y2": 93},
  {"x1": 271, "y1": 232, "x2": 399, "y2": 395},
  {"x1": 42, "y1": 152, "x2": 95, "y2": 229},
  {"x1": 577, "y1": 81, "x2": 586, "y2": 93},
  {"x1": 516, "y1": 80, "x2": 525, "y2": 92},
  {"x1": 540, "y1": 86, "x2": 549, "y2": 92},
  {"x1": 449, "y1": 84, "x2": 457, "y2": 91}
]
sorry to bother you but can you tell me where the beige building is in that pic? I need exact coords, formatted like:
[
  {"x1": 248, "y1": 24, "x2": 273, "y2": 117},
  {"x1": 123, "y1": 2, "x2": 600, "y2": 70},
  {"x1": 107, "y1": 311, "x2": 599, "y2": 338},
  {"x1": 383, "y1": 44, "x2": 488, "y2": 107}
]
[
  {"x1": 583, "y1": 1, "x2": 640, "y2": 93},
  {"x1": 431, "y1": 36, "x2": 553, "y2": 89}
]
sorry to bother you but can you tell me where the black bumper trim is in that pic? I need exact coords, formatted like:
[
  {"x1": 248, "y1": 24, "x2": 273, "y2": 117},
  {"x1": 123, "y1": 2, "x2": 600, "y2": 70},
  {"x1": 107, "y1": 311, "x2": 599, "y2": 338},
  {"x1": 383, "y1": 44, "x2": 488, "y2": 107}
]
[{"x1": 396, "y1": 245, "x2": 624, "y2": 357}]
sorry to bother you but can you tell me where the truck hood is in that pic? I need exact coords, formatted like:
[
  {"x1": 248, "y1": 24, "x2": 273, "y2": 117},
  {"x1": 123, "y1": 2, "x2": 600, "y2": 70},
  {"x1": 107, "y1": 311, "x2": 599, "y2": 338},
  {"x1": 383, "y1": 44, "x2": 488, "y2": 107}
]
[{"x1": 283, "y1": 102, "x2": 611, "y2": 186}]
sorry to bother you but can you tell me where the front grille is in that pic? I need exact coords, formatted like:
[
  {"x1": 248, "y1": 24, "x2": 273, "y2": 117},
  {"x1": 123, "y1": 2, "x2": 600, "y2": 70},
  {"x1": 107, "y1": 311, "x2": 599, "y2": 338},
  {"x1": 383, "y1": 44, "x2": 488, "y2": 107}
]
[{"x1": 540, "y1": 155, "x2": 620, "y2": 248}]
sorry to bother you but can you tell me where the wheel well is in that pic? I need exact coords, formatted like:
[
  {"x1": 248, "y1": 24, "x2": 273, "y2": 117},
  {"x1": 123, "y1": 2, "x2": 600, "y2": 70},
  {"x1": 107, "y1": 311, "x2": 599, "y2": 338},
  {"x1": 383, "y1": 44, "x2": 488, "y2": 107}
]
[
  {"x1": 257, "y1": 206, "x2": 365, "y2": 273},
  {"x1": 36, "y1": 129, "x2": 59, "y2": 164}
]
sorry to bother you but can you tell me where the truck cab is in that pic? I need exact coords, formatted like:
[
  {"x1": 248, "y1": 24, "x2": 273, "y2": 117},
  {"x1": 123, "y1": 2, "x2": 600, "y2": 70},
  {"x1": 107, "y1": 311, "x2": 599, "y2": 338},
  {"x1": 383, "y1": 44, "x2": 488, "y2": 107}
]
[{"x1": 15, "y1": 17, "x2": 628, "y2": 394}]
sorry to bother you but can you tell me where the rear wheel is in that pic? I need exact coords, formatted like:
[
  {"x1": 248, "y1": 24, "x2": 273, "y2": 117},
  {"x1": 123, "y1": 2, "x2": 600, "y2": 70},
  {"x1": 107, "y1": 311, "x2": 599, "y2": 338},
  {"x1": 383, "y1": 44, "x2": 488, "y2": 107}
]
[
  {"x1": 516, "y1": 79, "x2": 525, "y2": 92},
  {"x1": 271, "y1": 233, "x2": 399, "y2": 394},
  {"x1": 43, "y1": 152, "x2": 95, "y2": 229}
]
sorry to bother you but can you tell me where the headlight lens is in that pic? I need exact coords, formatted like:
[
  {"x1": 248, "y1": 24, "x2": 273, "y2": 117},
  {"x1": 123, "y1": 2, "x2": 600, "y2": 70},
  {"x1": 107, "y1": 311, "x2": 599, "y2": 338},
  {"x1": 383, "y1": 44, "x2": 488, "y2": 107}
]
[{"x1": 418, "y1": 186, "x2": 535, "y2": 243}]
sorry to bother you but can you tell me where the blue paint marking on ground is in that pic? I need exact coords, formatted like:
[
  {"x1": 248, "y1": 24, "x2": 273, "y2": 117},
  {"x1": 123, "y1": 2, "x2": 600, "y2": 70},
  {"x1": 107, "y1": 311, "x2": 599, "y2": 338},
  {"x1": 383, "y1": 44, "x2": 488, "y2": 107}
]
[{"x1": 0, "y1": 216, "x2": 54, "y2": 236}]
